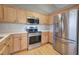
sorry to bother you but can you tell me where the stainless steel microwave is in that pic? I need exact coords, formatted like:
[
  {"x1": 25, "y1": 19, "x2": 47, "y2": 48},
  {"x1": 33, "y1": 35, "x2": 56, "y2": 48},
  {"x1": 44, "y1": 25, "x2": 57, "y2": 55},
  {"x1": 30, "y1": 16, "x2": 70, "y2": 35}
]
[{"x1": 27, "y1": 18, "x2": 39, "y2": 24}]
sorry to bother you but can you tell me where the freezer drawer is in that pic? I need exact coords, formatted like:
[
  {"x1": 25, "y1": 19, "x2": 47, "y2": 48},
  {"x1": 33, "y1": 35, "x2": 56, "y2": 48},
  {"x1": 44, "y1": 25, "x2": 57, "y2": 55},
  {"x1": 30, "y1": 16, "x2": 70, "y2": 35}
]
[
  {"x1": 54, "y1": 36, "x2": 77, "y2": 55},
  {"x1": 61, "y1": 38, "x2": 77, "y2": 55},
  {"x1": 53, "y1": 37, "x2": 63, "y2": 54}
]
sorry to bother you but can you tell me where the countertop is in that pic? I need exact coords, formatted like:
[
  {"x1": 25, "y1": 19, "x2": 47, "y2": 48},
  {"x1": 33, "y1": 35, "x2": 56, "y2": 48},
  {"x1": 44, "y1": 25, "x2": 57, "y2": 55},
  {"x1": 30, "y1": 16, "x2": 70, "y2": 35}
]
[
  {"x1": 0, "y1": 31, "x2": 50, "y2": 43},
  {"x1": 0, "y1": 32, "x2": 27, "y2": 43}
]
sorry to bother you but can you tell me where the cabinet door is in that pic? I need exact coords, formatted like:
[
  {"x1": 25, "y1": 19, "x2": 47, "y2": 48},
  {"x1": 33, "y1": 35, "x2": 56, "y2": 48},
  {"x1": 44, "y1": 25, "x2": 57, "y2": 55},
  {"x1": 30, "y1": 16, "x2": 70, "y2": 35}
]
[
  {"x1": 3, "y1": 6, "x2": 16, "y2": 23},
  {"x1": 41, "y1": 32, "x2": 49, "y2": 44},
  {"x1": 45, "y1": 32, "x2": 49, "y2": 44},
  {"x1": 17, "y1": 9, "x2": 27, "y2": 23},
  {"x1": 33, "y1": 12, "x2": 48, "y2": 24},
  {"x1": 40, "y1": 15, "x2": 48, "y2": 24},
  {"x1": 49, "y1": 32, "x2": 53, "y2": 44},
  {"x1": 13, "y1": 36, "x2": 20, "y2": 52},
  {"x1": 0, "y1": 37, "x2": 10, "y2": 55},
  {"x1": 0, "y1": 44, "x2": 9, "y2": 55},
  {"x1": 20, "y1": 36, "x2": 27, "y2": 50},
  {"x1": 48, "y1": 15, "x2": 54, "y2": 25},
  {"x1": 26, "y1": 10, "x2": 34, "y2": 17},
  {"x1": 0, "y1": 5, "x2": 3, "y2": 22},
  {"x1": 8, "y1": 36, "x2": 13, "y2": 54}
]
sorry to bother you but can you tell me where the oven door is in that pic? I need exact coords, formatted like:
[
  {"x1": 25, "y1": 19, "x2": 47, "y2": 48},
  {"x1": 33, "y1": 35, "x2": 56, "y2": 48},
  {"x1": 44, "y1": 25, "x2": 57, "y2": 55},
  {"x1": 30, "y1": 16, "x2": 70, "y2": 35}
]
[{"x1": 29, "y1": 35, "x2": 41, "y2": 45}]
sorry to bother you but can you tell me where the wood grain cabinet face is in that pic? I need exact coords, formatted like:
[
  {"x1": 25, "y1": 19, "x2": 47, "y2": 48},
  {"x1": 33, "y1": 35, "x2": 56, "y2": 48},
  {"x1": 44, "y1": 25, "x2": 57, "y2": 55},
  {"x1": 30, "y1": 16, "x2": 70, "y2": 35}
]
[
  {"x1": 48, "y1": 15, "x2": 54, "y2": 25},
  {"x1": 33, "y1": 12, "x2": 49, "y2": 25},
  {"x1": 0, "y1": 34, "x2": 27, "y2": 55},
  {"x1": 13, "y1": 35, "x2": 21, "y2": 52},
  {"x1": 1, "y1": 45, "x2": 9, "y2": 55},
  {"x1": 0, "y1": 5, "x2": 3, "y2": 22},
  {"x1": 8, "y1": 36, "x2": 13, "y2": 54},
  {"x1": 12, "y1": 34, "x2": 27, "y2": 53},
  {"x1": 41, "y1": 32, "x2": 49, "y2": 44},
  {"x1": 20, "y1": 34, "x2": 27, "y2": 50},
  {"x1": 3, "y1": 6, "x2": 17, "y2": 23},
  {"x1": 16, "y1": 9, "x2": 27, "y2": 24},
  {"x1": 39, "y1": 15, "x2": 48, "y2": 24},
  {"x1": 48, "y1": 32, "x2": 53, "y2": 44},
  {"x1": 0, "y1": 38, "x2": 10, "y2": 55},
  {"x1": 0, "y1": 5, "x2": 49, "y2": 24},
  {"x1": 26, "y1": 10, "x2": 35, "y2": 17}
]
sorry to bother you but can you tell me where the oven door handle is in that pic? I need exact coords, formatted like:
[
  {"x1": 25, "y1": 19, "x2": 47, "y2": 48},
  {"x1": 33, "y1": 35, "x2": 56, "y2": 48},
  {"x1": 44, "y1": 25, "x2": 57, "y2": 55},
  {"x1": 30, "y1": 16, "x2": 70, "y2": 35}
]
[{"x1": 28, "y1": 35, "x2": 41, "y2": 37}]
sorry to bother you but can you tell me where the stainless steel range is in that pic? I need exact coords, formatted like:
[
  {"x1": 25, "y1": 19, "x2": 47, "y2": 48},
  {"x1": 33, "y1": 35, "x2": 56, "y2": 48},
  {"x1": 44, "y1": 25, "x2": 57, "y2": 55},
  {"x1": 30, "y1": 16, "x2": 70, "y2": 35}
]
[
  {"x1": 26, "y1": 26, "x2": 41, "y2": 50},
  {"x1": 28, "y1": 32, "x2": 41, "y2": 50}
]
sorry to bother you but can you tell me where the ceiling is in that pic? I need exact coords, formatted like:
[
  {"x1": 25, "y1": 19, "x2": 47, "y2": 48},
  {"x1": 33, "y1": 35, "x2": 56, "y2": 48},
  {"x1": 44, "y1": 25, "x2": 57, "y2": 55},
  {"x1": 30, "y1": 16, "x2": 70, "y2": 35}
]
[{"x1": 9, "y1": 4, "x2": 74, "y2": 15}]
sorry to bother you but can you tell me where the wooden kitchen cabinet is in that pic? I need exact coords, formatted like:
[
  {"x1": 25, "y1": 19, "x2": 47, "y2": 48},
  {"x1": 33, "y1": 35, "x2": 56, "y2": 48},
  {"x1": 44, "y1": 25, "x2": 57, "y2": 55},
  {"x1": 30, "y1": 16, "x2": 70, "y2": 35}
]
[
  {"x1": 3, "y1": 6, "x2": 17, "y2": 23},
  {"x1": 48, "y1": 32, "x2": 53, "y2": 44},
  {"x1": 0, "y1": 37, "x2": 11, "y2": 55},
  {"x1": 0, "y1": 33, "x2": 27, "y2": 55},
  {"x1": 0, "y1": 5, "x2": 3, "y2": 22},
  {"x1": 48, "y1": 15, "x2": 53, "y2": 25},
  {"x1": 13, "y1": 34, "x2": 21, "y2": 53},
  {"x1": 16, "y1": 8, "x2": 27, "y2": 24},
  {"x1": 41, "y1": 32, "x2": 49, "y2": 45},
  {"x1": 20, "y1": 34, "x2": 27, "y2": 50},
  {"x1": 0, "y1": 45, "x2": 9, "y2": 55},
  {"x1": 33, "y1": 12, "x2": 49, "y2": 24},
  {"x1": 0, "y1": 5, "x2": 49, "y2": 24},
  {"x1": 26, "y1": 10, "x2": 35, "y2": 17},
  {"x1": 39, "y1": 15, "x2": 48, "y2": 24},
  {"x1": 12, "y1": 33, "x2": 27, "y2": 53},
  {"x1": 8, "y1": 36, "x2": 13, "y2": 54}
]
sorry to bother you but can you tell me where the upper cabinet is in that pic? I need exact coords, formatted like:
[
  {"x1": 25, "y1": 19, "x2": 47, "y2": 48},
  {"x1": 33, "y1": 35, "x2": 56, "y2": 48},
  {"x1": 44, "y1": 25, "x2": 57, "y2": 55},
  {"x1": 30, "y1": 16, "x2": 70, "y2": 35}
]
[
  {"x1": 26, "y1": 10, "x2": 35, "y2": 17},
  {"x1": 26, "y1": 12, "x2": 49, "y2": 24},
  {"x1": 16, "y1": 8, "x2": 27, "y2": 24},
  {"x1": 39, "y1": 14, "x2": 48, "y2": 24},
  {"x1": 48, "y1": 15, "x2": 53, "y2": 25},
  {"x1": 0, "y1": 5, "x2": 49, "y2": 24},
  {"x1": 3, "y1": 6, "x2": 17, "y2": 23},
  {"x1": 0, "y1": 5, "x2": 3, "y2": 22}
]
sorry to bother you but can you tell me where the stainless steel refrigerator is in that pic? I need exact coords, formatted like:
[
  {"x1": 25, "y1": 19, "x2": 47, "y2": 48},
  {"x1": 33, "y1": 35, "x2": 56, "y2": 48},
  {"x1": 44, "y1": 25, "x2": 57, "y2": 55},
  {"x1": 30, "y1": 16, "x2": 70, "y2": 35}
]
[{"x1": 53, "y1": 9, "x2": 78, "y2": 55}]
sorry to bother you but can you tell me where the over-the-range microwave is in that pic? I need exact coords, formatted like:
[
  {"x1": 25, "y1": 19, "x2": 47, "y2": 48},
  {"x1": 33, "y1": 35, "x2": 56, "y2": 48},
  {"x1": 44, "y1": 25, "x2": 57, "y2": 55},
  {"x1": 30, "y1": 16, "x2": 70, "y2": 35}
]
[{"x1": 27, "y1": 18, "x2": 39, "y2": 24}]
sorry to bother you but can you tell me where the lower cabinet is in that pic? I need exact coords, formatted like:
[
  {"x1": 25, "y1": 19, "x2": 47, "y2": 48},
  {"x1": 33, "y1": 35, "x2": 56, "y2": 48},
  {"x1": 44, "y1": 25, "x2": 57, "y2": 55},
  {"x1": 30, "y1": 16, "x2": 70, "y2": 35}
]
[
  {"x1": 20, "y1": 36, "x2": 27, "y2": 50},
  {"x1": 41, "y1": 32, "x2": 49, "y2": 45},
  {"x1": 0, "y1": 37, "x2": 10, "y2": 55},
  {"x1": 0, "y1": 33, "x2": 27, "y2": 55},
  {"x1": 48, "y1": 32, "x2": 53, "y2": 44},
  {"x1": 8, "y1": 36, "x2": 13, "y2": 54},
  {"x1": 12, "y1": 33, "x2": 27, "y2": 53},
  {"x1": 13, "y1": 34, "x2": 21, "y2": 52},
  {"x1": 1, "y1": 44, "x2": 9, "y2": 55}
]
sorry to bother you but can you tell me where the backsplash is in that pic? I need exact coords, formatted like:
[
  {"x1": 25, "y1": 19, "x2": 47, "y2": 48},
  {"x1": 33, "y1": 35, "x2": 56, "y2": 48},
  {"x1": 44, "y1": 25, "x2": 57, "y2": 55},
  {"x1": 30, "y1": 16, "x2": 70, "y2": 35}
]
[
  {"x1": 0, "y1": 23, "x2": 52, "y2": 33},
  {"x1": 49, "y1": 25, "x2": 53, "y2": 32}
]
